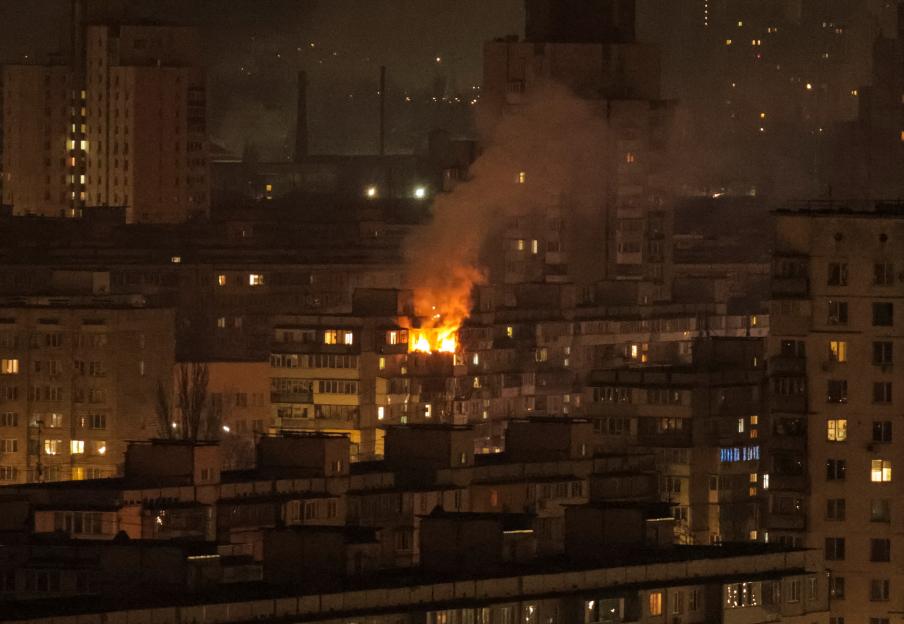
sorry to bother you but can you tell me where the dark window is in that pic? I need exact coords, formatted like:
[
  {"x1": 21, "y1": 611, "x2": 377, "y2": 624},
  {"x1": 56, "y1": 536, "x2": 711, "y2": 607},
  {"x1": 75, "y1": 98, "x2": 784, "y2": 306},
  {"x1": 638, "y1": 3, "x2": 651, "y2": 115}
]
[
  {"x1": 828, "y1": 262, "x2": 848, "y2": 286},
  {"x1": 826, "y1": 498, "x2": 846, "y2": 520},
  {"x1": 873, "y1": 421, "x2": 892, "y2": 443},
  {"x1": 826, "y1": 459, "x2": 846, "y2": 481},
  {"x1": 828, "y1": 301, "x2": 848, "y2": 325},
  {"x1": 870, "y1": 538, "x2": 891, "y2": 562},
  {"x1": 873, "y1": 382, "x2": 892, "y2": 404},
  {"x1": 870, "y1": 579, "x2": 890, "y2": 601},
  {"x1": 825, "y1": 537, "x2": 846, "y2": 560},
  {"x1": 873, "y1": 341, "x2": 893, "y2": 366},
  {"x1": 827, "y1": 380, "x2": 848, "y2": 403},
  {"x1": 829, "y1": 576, "x2": 845, "y2": 599},
  {"x1": 870, "y1": 499, "x2": 890, "y2": 522},
  {"x1": 873, "y1": 302, "x2": 894, "y2": 326},
  {"x1": 874, "y1": 263, "x2": 894, "y2": 286},
  {"x1": 780, "y1": 340, "x2": 806, "y2": 357}
]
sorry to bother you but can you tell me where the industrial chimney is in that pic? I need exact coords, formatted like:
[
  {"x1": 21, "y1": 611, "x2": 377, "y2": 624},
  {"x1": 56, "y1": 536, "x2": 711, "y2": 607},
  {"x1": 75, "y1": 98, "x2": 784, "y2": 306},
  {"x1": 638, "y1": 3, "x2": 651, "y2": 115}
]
[{"x1": 294, "y1": 71, "x2": 309, "y2": 162}]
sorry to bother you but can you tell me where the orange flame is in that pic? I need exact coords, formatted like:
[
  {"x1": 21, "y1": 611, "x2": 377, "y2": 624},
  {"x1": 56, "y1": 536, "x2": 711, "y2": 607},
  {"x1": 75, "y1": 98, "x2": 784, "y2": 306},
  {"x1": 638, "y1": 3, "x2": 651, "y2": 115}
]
[{"x1": 407, "y1": 265, "x2": 483, "y2": 354}]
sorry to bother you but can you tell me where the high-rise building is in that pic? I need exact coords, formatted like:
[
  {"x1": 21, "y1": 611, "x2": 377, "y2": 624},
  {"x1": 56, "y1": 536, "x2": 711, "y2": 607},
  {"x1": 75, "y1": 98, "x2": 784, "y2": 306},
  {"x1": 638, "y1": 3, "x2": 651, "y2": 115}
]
[
  {"x1": 0, "y1": 65, "x2": 80, "y2": 217},
  {"x1": 83, "y1": 24, "x2": 209, "y2": 223},
  {"x1": 482, "y1": 0, "x2": 675, "y2": 296},
  {"x1": 770, "y1": 202, "x2": 904, "y2": 622},
  {"x1": 0, "y1": 292, "x2": 175, "y2": 483}
]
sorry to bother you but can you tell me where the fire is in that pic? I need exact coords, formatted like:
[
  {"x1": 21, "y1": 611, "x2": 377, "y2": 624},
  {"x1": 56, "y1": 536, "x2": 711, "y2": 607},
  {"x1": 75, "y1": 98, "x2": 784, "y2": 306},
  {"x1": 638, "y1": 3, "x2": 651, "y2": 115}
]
[
  {"x1": 409, "y1": 325, "x2": 458, "y2": 354},
  {"x1": 406, "y1": 265, "x2": 484, "y2": 354}
]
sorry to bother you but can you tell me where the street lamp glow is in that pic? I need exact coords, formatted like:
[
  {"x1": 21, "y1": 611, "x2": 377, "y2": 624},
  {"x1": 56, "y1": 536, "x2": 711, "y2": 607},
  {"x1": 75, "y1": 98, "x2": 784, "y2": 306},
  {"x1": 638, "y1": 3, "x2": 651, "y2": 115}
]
[
  {"x1": 365, "y1": 185, "x2": 378, "y2": 198},
  {"x1": 222, "y1": 425, "x2": 231, "y2": 433},
  {"x1": 413, "y1": 186, "x2": 427, "y2": 199}
]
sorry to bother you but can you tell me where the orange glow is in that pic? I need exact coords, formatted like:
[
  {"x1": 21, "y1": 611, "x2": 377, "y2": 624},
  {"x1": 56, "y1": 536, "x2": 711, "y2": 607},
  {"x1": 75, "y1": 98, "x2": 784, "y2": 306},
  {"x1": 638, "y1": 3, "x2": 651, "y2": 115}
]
[{"x1": 407, "y1": 265, "x2": 483, "y2": 354}]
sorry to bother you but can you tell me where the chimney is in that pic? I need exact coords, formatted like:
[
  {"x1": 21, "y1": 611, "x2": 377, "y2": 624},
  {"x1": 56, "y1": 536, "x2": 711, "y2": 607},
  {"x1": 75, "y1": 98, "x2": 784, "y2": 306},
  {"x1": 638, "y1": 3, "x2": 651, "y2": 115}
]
[
  {"x1": 379, "y1": 66, "x2": 387, "y2": 156},
  {"x1": 71, "y1": 0, "x2": 85, "y2": 73},
  {"x1": 898, "y1": 1, "x2": 904, "y2": 40},
  {"x1": 294, "y1": 71, "x2": 309, "y2": 162}
]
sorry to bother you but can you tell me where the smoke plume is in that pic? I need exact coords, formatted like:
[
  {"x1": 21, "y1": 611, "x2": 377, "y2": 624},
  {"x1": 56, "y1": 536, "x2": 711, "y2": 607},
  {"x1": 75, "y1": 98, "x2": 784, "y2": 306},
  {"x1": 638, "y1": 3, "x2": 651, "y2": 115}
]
[{"x1": 404, "y1": 82, "x2": 610, "y2": 330}]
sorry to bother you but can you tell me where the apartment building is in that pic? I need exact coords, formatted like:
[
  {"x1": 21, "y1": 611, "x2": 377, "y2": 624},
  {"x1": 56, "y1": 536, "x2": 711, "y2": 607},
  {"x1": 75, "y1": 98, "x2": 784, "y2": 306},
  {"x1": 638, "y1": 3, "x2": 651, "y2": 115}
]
[
  {"x1": 585, "y1": 337, "x2": 765, "y2": 545},
  {"x1": 482, "y1": 0, "x2": 675, "y2": 290},
  {"x1": 0, "y1": 295, "x2": 175, "y2": 483},
  {"x1": 83, "y1": 24, "x2": 208, "y2": 222},
  {"x1": 0, "y1": 425, "x2": 829, "y2": 624},
  {"x1": 1, "y1": 64, "x2": 80, "y2": 217},
  {"x1": 770, "y1": 202, "x2": 904, "y2": 623}
]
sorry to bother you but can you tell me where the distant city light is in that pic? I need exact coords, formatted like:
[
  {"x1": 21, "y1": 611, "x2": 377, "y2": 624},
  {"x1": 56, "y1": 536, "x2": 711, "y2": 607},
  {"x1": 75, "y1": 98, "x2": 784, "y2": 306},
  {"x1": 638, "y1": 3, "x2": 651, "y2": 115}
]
[
  {"x1": 413, "y1": 186, "x2": 427, "y2": 199},
  {"x1": 222, "y1": 425, "x2": 231, "y2": 433},
  {"x1": 365, "y1": 185, "x2": 378, "y2": 199},
  {"x1": 805, "y1": 83, "x2": 813, "y2": 90}
]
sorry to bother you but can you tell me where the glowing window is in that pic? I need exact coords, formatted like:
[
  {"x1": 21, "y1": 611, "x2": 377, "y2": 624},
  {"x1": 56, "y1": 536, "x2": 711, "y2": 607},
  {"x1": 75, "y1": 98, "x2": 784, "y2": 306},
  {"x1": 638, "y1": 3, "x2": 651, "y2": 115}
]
[
  {"x1": 649, "y1": 592, "x2": 663, "y2": 616},
  {"x1": 249, "y1": 274, "x2": 264, "y2": 286},
  {"x1": 506, "y1": 326, "x2": 513, "y2": 338},
  {"x1": 378, "y1": 357, "x2": 386, "y2": 370},
  {"x1": 342, "y1": 331, "x2": 354, "y2": 345},
  {"x1": 829, "y1": 340, "x2": 847, "y2": 362},
  {"x1": 70, "y1": 440, "x2": 84, "y2": 454},
  {"x1": 217, "y1": 274, "x2": 226, "y2": 286},
  {"x1": 323, "y1": 330, "x2": 338, "y2": 345},
  {"x1": 377, "y1": 406, "x2": 385, "y2": 420},
  {"x1": 0, "y1": 359, "x2": 19, "y2": 375},
  {"x1": 872, "y1": 459, "x2": 892, "y2": 482},
  {"x1": 827, "y1": 419, "x2": 847, "y2": 442},
  {"x1": 518, "y1": 171, "x2": 526, "y2": 184}
]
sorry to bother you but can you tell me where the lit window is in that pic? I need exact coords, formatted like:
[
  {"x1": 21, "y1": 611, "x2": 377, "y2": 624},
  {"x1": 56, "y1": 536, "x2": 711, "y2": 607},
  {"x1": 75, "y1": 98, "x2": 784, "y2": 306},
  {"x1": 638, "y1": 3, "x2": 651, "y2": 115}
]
[
  {"x1": 725, "y1": 39, "x2": 733, "y2": 45},
  {"x1": 216, "y1": 317, "x2": 226, "y2": 329},
  {"x1": 737, "y1": 417, "x2": 745, "y2": 433},
  {"x1": 762, "y1": 474, "x2": 769, "y2": 489},
  {"x1": 365, "y1": 185, "x2": 378, "y2": 198},
  {"x1": 377, "y1": 406, "x2": 385, "y2": 420},
  {"x1": 472, "y1": 353, "x2": 479, "y2": 365},
  {"x1": 324, "y1": 330, "x2": 338, "y2": 345},
  {"x1": 0, "y1": 359, "x2": 19, "y2": 375},
  {"x1": 342, "y1": 331, "x2": 354, "y2": 345},
  {"x1": 872, "y1": 459, "x2": 892, "y2": 482},
  {"x1": 531, "y1": 239, "x2": 539, "y2": 254},
  {"x1": 518, "y1": 171, "x2": 526, "y2": 184},
  {"x1": 517, "y1": 239, "x2": 525, "y2": 251},
  {"x1": 626, "y1": 152, "x2": 636, "y2": 163},
  {"x1": 378, "y1": 357, "x2": 386, "y2": 370},
  {"x1": 506, "y1": 326, "x2": 513, "y2": 338},
  {"x1": 265, "y1": 183, "x2": 273, "y2": 192},
  {"x1": 750, "y1": 415, "x2": 758, "y2": 426},
  {"x1": 829, "y1": 340, "x2": 847, "y2": 362},
  {"x1": 424, "y1": 403, "x2": 432, "y2": 419},
  {"x1": 44, "y1": 439, "x2": 61, "y2": 456},
  {"x1": 248, "y1": 274, "x2": 264, "y2": 286},
  {"x1": 827, "y1": 418, "x2": 847, "y2": 442},
  {"x1": 70, "y1": 440, "x2": 84, "y2": 454},
  {"x1": 217, "y1": 274, "x2": 226, "y2": 286},
  {"x1": 170, "y1": 256, "x2": 181, "y2": 264},
  {"x1": 649, "y1": 592, "x2": 663, "y2": 616}
]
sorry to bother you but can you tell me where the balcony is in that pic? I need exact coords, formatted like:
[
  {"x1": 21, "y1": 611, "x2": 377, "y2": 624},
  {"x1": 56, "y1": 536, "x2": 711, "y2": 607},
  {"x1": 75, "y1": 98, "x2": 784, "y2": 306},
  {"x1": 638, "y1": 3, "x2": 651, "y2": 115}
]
[
  {"x1": 768, "y1": 356, "x2": 805, "y2": 376},
  {"x1": 270, "y1": 391, "x2": 313, "y2": 404},
  {"x1": 769, "y1": 395, "x2": 807, "y2": 414},
  {"x1": 771, "y1": 277, "x2": 809, "y2": 298},
  {"x1": 767, "y1": 474, "x2": 807, "y2": 492},
  {"x1": 764, "y1": 513, "x2": 806, "y2": 531}
]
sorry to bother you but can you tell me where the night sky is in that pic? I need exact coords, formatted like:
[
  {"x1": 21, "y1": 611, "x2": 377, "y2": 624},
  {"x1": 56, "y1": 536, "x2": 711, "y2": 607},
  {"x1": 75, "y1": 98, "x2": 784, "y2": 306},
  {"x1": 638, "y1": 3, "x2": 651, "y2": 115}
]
[
  {"x1": 0, "y1": 0, "x2": 525, "y2": 156},
  {"x1": 0, "y1": 1, "x2": 896, "y2": 162}
]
